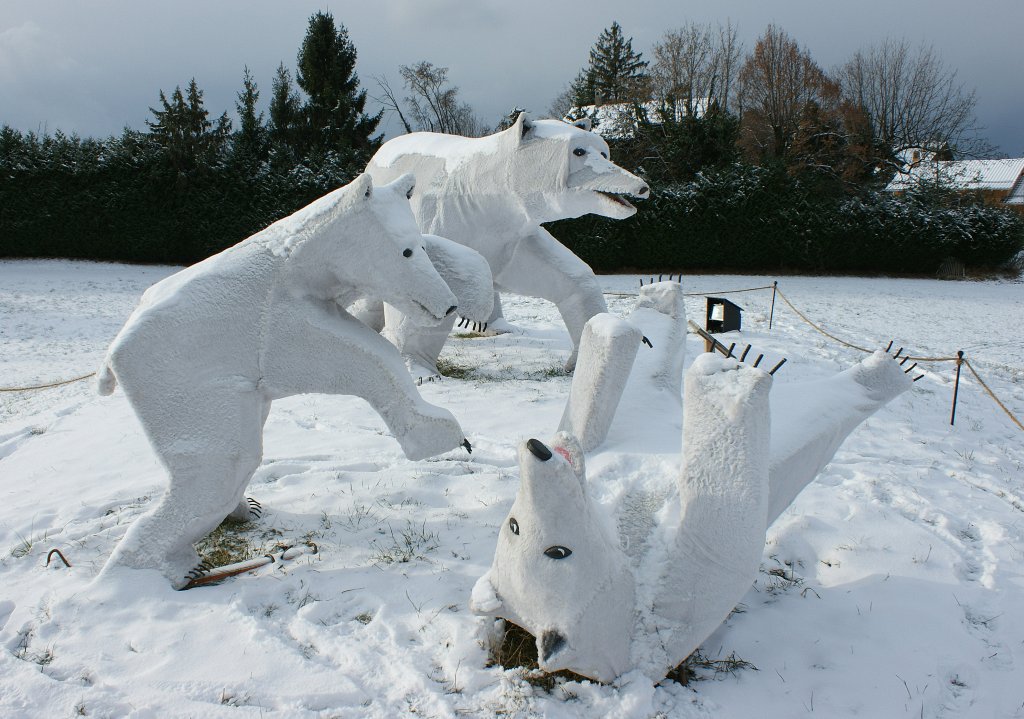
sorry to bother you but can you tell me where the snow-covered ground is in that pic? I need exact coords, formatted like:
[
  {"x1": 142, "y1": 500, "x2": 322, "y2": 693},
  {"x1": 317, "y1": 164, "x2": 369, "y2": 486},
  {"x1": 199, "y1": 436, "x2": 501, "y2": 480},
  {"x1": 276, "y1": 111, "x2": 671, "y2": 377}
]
[{"x1": 1, "y1": 259, "x2": 1022, "y2": 718}]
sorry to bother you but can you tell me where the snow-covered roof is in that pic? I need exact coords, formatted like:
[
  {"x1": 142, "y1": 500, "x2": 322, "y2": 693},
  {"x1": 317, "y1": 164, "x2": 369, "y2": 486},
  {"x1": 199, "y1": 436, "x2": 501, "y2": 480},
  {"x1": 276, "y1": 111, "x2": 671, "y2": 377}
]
[
  {"x1": 564, "y1": 99, "x2": 709, "y2": 139},
  {"x1": 885, "y1": 158, "x2": 1024, "y2": 194}
]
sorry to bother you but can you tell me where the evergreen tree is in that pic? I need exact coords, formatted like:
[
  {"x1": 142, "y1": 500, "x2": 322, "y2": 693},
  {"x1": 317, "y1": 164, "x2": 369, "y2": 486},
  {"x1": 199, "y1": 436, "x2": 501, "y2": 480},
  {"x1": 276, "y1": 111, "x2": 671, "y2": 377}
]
[
  {"x1": 268, "y1": 62, "x2": 301, "y2": 163},
  {"x1": 147, "y1": 78, "x2": 230, "y2": 176},
  {"x1": 233, "y1": 66, "x2": 267, "y2": 169},
  {"x1": 295, "y1": 11, "x2": 382, "y2": 159},
  {"x1": 580, "y1": 22, "x2": 649, "y2": 105}
]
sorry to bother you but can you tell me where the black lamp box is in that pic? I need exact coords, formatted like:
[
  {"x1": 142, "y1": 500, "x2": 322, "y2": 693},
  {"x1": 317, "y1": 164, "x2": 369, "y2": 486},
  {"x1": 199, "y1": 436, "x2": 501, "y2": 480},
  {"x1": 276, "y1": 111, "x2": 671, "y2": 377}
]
[{"x1": 706, "y1": 297, "x2": 742, "y2": 333}]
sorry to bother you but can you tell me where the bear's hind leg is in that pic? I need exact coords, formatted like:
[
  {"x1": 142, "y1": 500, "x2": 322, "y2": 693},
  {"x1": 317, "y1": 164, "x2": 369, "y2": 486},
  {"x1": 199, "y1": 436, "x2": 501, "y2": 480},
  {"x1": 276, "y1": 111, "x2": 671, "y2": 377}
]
[{"x1": 101, "y1": 389, "x2": 265, "y2": 588}]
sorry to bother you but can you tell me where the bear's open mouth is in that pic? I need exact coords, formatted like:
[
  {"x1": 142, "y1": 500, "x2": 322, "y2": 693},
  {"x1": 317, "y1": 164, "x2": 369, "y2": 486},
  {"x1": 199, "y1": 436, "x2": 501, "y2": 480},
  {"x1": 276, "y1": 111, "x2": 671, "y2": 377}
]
[{"x1": 597, "y1": 191, "x2": 636, "y2": 211}]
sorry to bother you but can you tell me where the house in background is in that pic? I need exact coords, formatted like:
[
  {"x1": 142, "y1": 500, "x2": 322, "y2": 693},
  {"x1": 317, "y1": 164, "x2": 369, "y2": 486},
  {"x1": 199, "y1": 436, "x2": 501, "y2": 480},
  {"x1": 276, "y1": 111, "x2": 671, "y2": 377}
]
[{"x1": 885, "y1": 157, "x2": 1024, "y2": 214}]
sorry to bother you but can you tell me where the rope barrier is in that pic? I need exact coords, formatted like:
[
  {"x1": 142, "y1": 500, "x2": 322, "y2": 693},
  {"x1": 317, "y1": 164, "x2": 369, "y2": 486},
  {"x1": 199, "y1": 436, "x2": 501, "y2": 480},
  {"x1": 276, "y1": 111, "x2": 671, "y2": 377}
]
[
  {"x1": 647, "y1": 277, "x2": 1021, "y2": 433},
  {"x1": 963, "y1": 359, "x2": 1024, "y2": 432},
  {"x1": 682, "y1": 284, "x2": 776, "y2": 297},
  {"x1": 0, "y1": 372, "x2": 96, "y2": 393},
  {"x1": 772, "y1": 287, "x2": 877, "y2": 354}
]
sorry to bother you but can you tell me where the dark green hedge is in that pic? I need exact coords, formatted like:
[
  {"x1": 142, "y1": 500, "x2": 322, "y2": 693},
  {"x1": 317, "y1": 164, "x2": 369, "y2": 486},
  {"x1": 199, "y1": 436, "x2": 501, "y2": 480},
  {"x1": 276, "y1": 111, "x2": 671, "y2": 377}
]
[
  {"x1": 3, "y1": 132, "x2": 1021, "y2": 274},
  {"x1": 549, "y1": 164, "x2": 1024, "y2": 274},
  {"x1": 0, "y1": 128, "x2": 357, "y2": 265}
]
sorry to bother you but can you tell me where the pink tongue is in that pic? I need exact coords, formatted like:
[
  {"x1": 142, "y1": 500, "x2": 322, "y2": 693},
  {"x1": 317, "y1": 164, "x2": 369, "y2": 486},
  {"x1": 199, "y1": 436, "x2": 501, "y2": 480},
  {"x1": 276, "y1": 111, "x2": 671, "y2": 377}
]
[{"x1": 554, "y1": 446, "x2": 571, "y2": 461}]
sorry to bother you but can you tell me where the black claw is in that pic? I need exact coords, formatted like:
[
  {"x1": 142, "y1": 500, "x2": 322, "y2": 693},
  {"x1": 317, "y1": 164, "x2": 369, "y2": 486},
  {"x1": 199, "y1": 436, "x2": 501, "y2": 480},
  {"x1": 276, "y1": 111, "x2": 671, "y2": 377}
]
[
  {"x1": 894, "y1": 347, "x2": 903, "y2": 359},
  {"x1": 726, "y1": 342, "x2": 736, "y2": 358},
  {"x1": 753, "y1": 353, "x2": 764, "y2": 367},
  {"x1": 914, "y1": 374, "x2": 924, "y2": 382},
  {"x1": 769, "y1": 358, "x2": 787, "y2": 375},
  {"x1": 900, "y1": 356, "x2": 909, "y2": 366},
  {"x1": 885, "y1": 340, "x2": 894, "y2": 352},
  {"x1": 904, "y1": 362, "x2": 918, "y2": 374},
  {"x1": 462, "y1": 439, "x2": 473, "y2": 454},
  {"x1": 739, "y1": 344, "x2": 751, "y2": 362},
  {"x1": 482, "y1": 323, "x2": 488, "y2": 332},
  {"x1": 642, "y1": 336, "x2": 653, "y2": 348}
]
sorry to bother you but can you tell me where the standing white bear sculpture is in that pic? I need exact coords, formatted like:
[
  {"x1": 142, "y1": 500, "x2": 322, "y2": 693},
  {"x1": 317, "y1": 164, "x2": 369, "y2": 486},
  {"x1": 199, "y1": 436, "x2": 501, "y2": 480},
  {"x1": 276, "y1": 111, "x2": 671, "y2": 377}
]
[
  {"x1": 366, "y1": 113, "x2": 649, "y2": 372},
  {"x1": 97, "y1": 173, "x2": 470, "y2": 588},
  {"x1": 472, "y1": 349, "x2": 913, "y2": 683}
]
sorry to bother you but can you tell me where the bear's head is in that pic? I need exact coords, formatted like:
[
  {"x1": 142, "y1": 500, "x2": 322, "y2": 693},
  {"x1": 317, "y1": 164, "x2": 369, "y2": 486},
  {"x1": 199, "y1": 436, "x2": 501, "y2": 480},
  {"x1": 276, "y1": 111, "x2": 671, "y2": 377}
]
[
  {"x1": 471, "y1": 432, "x2": 635, "y2": 682},
  {"x1": 311, "y1": 173, "x2": 459, "y2": 328},
  {"x1": 501, "y1": 113, "x2": 649, "y2": 223}
]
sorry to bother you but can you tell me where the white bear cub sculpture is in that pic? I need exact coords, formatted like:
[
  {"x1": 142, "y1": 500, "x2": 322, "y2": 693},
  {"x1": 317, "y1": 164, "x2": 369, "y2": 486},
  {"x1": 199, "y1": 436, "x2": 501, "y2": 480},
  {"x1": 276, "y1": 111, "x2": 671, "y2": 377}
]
[
  {"x1": 98, "y1": 173, "x2": 469, "y2": 588},
  {"x1": 473, "y1": 350, "x2": 913, "y2": 683}
]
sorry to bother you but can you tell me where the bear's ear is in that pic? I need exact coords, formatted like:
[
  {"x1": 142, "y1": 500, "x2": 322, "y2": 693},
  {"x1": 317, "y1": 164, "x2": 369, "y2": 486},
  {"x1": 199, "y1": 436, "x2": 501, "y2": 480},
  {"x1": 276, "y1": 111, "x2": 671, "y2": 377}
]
[
  {"x1": 551, "y1": 432, "x2": 586, "y2": 482},
  {"x1": 572, "y1": 117, "x2": 592, "y2": 132},
  {"x1": 350, "y1": 172, "x2": 373, "y2": 200},
  {"x1": 512, "y1": 111, "x2": 535, "y2": 142}
]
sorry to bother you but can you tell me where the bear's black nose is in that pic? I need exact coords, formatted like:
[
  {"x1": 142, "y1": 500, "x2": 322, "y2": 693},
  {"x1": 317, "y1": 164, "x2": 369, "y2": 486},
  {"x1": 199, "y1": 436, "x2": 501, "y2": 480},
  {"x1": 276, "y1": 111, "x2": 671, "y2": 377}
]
[{"x1": 527, "y1": 438, "x2": 552, "y2": 461}]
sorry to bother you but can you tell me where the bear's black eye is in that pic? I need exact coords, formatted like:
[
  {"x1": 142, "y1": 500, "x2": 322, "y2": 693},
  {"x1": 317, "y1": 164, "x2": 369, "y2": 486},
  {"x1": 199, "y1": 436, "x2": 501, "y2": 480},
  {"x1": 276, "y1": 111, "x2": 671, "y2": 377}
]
[
  {"x1": 601, "y1": 151, "x2": 608, "y2": 159},
  {"x1": 509, "y1": 518, "x2": 520, "y2": 535},
  {"x1": 543, "y1": 546, "x2": 572, "y2": 560},
  {"x1": 403, "y1": 248, "x2": 413, "y2": 258},
  {"x1": 573, "y1": 147, "x2": 586, "y2": 157}
]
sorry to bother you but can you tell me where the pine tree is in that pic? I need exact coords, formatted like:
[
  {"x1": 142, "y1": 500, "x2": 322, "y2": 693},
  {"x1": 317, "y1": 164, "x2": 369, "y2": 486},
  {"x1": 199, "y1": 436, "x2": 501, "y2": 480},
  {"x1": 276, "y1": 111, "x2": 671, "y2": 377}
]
[
  {"x1": 585, "y1": 22, "x2": 649, "y2": 105},
  {"x1": 295, "y1": 11, "x2": 382, "y2": 159},
  {"x1": 234, "y1": 66, "x2": 266, "y2": 168},
  {"x1": 147, "y1": 78, "x2": 230, "y2": 176},
  {"x1": 268, "y1": 62, "x2": 301, "y2": 159}
]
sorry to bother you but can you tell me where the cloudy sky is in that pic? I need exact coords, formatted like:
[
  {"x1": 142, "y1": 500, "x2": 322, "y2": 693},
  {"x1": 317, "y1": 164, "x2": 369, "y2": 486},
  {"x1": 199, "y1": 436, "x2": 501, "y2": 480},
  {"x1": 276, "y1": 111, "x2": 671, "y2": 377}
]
[{"x1": 2, "y1": 0, "x2": 1021, "y2": 155}]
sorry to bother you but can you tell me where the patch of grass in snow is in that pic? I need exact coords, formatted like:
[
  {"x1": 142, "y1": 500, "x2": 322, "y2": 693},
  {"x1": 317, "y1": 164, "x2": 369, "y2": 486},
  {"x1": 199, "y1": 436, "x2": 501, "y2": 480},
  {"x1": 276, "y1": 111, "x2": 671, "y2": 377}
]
[
  {"x1": 759, "y1": 556, "x2": 805, "y2": 595},
  {"x1": 486, "y1": 620, "x2": 589, "y2": 691},
  {"x1": 8, "y1": 527, "x2": 52, "y2": 559},
  {"x1": 195, "y1": 517, "x2": 263, "y2": 568},
  {"x1": 369, "y1": 520, "x2": 440, "y2": 565},
  {"x1": 665, "y1": 648, "x2": 758, "y2": 686},
  {"x1": 436, "y1": 357, "x2": 475, "y2": 379}
]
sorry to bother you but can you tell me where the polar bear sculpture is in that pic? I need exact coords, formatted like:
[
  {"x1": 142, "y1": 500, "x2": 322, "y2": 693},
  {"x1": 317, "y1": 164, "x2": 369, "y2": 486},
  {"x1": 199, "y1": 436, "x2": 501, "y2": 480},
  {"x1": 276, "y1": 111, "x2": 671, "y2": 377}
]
[
  {"x1": 366, "y1": 113, "x2": 649, "y2": 372},
  {"x1": 472, "y1": 350, "x2": 913, "y2": 683},
  {"x1": 97, "y1": 173, "x2": 470, "y2": 588}
]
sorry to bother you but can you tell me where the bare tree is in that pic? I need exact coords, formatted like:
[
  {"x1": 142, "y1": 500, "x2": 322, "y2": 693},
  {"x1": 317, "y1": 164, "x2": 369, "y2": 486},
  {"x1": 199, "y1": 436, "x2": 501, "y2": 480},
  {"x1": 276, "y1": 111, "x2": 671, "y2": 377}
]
[
  {"x1": 547, "y1": 83, "x2": 577, "y2": 120},
  {"x1": 838, "y1": 38, "x2": 987, "y2": 168},
  {"x1": 372, "y1": 75, "x2": 413, "y2": 134},
  {"x1": 736, "y1": 24, "x2": 840, "y2": 162},
  {"x1": 397, "y1": 61, "x2": 485, "y2": 137},
  {"x1": 650, "y1": 21, "x2": 741, "y2": 117}
]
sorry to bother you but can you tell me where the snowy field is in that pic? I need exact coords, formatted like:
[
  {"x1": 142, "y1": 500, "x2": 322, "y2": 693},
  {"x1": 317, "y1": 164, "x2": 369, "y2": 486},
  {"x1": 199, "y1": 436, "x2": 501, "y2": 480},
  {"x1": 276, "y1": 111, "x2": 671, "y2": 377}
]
[{"x1": 1, "y1": 259, "x2": 1023, "y2": 718}]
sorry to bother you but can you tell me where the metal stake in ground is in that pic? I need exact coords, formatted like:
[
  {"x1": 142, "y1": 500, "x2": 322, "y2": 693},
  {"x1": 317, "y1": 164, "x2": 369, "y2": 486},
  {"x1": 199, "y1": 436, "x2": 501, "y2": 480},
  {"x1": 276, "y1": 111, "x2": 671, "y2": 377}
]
[
  {"x1": 950, "y1": 350, "x2": 964, "y2": 426},
  {"x1": 769, "y1": 281, "x2": 778, "y2": 330}
]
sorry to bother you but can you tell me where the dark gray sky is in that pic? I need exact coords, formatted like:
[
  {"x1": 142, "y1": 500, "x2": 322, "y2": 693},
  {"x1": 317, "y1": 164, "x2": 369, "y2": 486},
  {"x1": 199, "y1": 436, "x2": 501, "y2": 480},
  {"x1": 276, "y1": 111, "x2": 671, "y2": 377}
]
[{"x1": 2, "y1": 0, "x2": 1021, "y2": 155}]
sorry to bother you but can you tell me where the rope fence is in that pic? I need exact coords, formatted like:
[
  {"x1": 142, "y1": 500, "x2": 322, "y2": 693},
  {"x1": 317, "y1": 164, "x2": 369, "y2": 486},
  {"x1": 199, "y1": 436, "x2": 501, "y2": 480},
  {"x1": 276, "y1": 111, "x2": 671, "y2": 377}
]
[
  {"x1": 3, "y1": 279, "x2": 1020, "y2": 432},
  {"x1": 0, "y1": 372, "x2": 96, "y2": 393},
  {"x1": 623, "y1": 277, "x2": 1022, "y2": 432}
]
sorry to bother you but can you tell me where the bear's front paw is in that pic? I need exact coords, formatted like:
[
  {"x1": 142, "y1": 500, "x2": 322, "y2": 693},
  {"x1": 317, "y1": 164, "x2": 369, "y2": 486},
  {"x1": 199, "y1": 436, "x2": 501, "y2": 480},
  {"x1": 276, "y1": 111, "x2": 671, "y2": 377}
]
[{"x1": 398, "y1": 408, "x2": 467, "y2": 461}]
